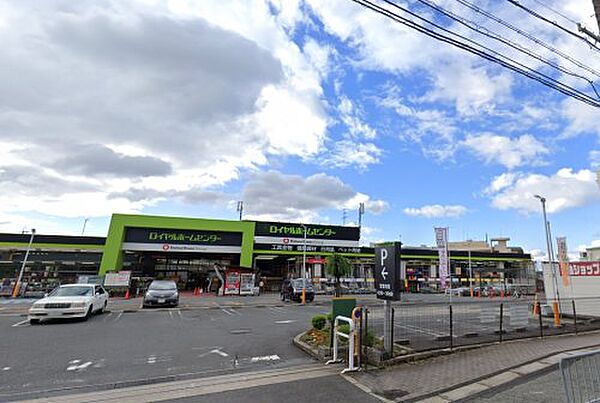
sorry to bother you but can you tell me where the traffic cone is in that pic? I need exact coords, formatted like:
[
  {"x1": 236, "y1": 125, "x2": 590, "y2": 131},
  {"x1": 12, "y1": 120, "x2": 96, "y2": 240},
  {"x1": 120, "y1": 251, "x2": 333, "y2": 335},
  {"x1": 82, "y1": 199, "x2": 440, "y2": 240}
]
[
  {"x1": 194, "y1": 287, "x2": 200, "y2": 296},
  {"x1": 500, "y1": 290, "x2": 505, "y2": 298},
  {"x1": 533, "y1": 294, "x2": 539, "y2": 315},
  {"x1": 124, "y1": 289, "x2": 130, "y2": 300}
]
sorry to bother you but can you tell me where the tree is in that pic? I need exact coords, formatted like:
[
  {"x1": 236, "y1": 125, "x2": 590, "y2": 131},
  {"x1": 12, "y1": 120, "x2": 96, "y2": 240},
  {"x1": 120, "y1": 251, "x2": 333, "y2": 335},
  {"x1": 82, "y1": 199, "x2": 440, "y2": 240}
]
[{"x1": 325, "y1": 253, "x2": 353, "y2": 297}]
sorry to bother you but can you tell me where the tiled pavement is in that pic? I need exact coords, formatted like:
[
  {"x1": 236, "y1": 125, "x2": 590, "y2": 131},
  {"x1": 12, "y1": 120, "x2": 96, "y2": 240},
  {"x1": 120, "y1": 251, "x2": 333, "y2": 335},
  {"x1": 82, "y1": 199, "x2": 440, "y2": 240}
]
[{"x1": 351, "y1": 331, "x2": 600, "y2": 402}]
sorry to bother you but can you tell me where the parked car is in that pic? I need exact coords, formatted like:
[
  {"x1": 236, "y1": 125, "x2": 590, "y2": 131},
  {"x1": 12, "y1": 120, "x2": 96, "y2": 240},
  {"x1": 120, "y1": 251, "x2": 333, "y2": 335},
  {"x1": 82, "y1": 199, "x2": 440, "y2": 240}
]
[
  {"x1": 28, "y1": 284, "x2": 108, "y2": 324},
  {"x1": 281, "y1": 278, "x2": 315, "y2": 302},
  {"x1": 143, "y1": 280, "x2": 179, "y2": 308}
]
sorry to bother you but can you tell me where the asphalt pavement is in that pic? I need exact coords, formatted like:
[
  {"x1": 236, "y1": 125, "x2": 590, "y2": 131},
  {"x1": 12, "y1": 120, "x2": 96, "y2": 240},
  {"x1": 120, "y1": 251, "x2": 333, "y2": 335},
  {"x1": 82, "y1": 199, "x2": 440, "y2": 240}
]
[{"x1": 0, "y1": 303, "x2": 330, "y2": 401}]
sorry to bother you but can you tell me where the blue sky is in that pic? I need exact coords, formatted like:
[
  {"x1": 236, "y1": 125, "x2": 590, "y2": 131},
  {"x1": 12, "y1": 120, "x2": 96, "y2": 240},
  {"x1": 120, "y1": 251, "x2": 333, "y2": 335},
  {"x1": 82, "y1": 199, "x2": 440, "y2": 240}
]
[{"x1": 0, "y1": 0, "x2": 598, "y2": 259}]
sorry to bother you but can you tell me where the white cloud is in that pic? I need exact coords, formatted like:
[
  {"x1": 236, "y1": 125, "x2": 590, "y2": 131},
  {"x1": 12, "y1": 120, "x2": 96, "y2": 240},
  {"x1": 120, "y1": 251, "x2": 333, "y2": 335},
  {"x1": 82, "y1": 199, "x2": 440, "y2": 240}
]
[
  {"x1": 403, "y1": 204, "x2": 468, "y2": 218},
  {"x1": 489, "y1": 168, "x2": 600, "y2": 213},
  {"x1": 338, "y1": 96, "x2": 376, "y2": 139},
  {"x1": 485, "y1": 172, "x2": 518, "y2": 195},
  {"x1": 322, "y1": 140, "x2": 382, "y2": 170},
  {"x1": 462, "y1": 134, "x2": 549, "y2": 169},
  {"x1": 0, "y1": 0, "x2": 331, "y2": 219},
  {"x1": 241, "y1": 171, "x2": 388, "y2": 222},
  {"x1": 562, "y1": 99, "x2": 600, "y2": 139}
]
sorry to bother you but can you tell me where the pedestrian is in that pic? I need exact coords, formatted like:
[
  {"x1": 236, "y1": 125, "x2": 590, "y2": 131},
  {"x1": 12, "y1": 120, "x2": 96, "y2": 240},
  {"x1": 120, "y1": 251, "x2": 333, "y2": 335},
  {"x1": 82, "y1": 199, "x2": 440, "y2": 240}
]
[{"x1": 215, "y1": 277, "x2": 221, "y2": 296}]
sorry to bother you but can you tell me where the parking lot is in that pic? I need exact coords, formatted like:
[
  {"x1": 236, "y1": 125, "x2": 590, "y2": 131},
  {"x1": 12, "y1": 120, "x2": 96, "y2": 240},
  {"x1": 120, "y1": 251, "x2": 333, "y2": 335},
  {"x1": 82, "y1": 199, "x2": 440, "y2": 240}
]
[{"x1": 0, "y1": 302, "x2": 329, "y2": 401}]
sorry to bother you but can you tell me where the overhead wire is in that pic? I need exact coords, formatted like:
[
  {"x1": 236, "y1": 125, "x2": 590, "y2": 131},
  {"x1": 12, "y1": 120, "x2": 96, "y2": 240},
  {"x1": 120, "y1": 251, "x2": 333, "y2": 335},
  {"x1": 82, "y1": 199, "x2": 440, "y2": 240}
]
[
  {"x1": 348, "y1": 0, "x2": 600, "y2": 107},
  {"x1": 413, "y1": 0, "x2": 600, "y2": 98},
  {"x1": 505, "y1": 0, "x2": 600, "y2": 53},
  {"x1": 451, "y1": 0, "x2": 600, "y2": 81},
  {"x1": 380, "y1": 0, "x2": 600, "y2": 105},
  {"x1": 528, "y1": 0, "x2": 579, "y2": 26}
]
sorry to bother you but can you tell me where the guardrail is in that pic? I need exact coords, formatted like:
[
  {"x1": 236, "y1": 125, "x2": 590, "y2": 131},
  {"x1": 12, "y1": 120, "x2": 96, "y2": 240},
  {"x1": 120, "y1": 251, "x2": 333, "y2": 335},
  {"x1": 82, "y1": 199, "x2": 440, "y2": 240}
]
[
  {"x1": 561, "y1": 349, "x2": 600, "y2": 403},
  {"x1": 326, "y1": 315, "x2": 359, "y2": 373}
]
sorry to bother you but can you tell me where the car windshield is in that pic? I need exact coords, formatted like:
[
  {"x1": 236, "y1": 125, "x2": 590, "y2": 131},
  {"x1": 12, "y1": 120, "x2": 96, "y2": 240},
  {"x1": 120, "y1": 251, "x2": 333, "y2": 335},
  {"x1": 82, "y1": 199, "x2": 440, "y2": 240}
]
[
  {"x1": 49, "y1": 286, "x2": 93, "y2": 297},
  {"x1": 149, "y1": 281, "x2": 177, "y2": 290},
  {"x1": 292, "y1": 279, "x2": 312, "y2": 289}
]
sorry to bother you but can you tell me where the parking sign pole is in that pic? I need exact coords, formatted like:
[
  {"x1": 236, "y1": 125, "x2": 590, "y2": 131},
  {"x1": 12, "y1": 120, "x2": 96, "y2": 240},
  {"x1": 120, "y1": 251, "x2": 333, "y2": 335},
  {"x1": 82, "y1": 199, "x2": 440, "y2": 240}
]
[
  {"x1": 12, "y1": 229, "x2": 35, "y2": 298},
  {"x1": 384, "y1": 300, "x2": 392, "y2": 355}
]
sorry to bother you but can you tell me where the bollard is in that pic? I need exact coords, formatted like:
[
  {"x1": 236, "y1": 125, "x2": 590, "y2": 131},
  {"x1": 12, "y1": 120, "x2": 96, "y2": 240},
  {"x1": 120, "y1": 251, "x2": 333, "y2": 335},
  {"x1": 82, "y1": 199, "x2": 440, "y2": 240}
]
[
  {"x1": 301, "y1": 288, "x2": 306, "y2": 304},
  {"x1": 124, "y1": 289, "x2": 130, "y2": 300},
  {"x1": 572, "y1": 300, "x2": 578, "y2": 335},
  {"x1": 552, "y1": 301, "x2": 561, "y2": 327},
  {"x1": 449, "y1": 305, "x2": 454, "y2": 350},
  {"x1": 538, "y1": 301, "x2": 544, "y2": 339},
  {"x1": 499, "y1": 303, "x2": 504, "y2": 342}
]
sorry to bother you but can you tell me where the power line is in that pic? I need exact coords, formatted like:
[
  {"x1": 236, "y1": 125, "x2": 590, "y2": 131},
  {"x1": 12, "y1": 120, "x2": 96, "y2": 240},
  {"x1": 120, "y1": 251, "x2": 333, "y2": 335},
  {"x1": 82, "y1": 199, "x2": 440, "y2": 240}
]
[
  {"x1": 505, "y1": 0, "x2": 600, "y2": 53},
  {"x1": 348, "y1": 0, "x2": 600, "y2": 107},
  {"x1": 414, "y1": 0, "x2": 600, "y2": 96},
  {"x1": 452, "y1": 0, "x2": 600, "y2": 81},
  {"x1": 528, "y1": 0, "x2": 579, "y2": 26},
  {"x1": 380, "y1": 0, "x2": 600, "y2": 105}
]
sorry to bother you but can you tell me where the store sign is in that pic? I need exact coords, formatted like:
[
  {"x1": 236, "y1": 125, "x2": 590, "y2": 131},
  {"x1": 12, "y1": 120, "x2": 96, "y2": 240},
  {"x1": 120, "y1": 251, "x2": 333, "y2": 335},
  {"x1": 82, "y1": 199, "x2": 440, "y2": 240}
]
[
  {"x1": 374, "y1": 243, "x2": 401, "y2": 300},
  {"x1": 254, "y1": 221, "x2": 359, "y2": 241},
  {"x1": 104, "y1": 271, "x2": 131, "y2": 287},
  {"x1": 569, "y1": 262, "x2": 600, "y2": 276},
  {"x1": 254, "y1": 243, "x2": 365, "y2": 254},
  {"x1": 124, "y1": 227, "x2": 242, "y2": 246},
  {"x1": 557, "y1": 237, "x2": 570, "y2": 286}
]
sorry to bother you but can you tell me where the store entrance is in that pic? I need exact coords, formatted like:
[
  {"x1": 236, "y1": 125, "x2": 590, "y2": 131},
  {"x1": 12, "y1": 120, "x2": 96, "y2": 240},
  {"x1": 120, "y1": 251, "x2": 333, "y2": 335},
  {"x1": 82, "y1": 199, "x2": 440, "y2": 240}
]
[{"x1": 126, "y1": 251, "x2": 240, "y2": 291}]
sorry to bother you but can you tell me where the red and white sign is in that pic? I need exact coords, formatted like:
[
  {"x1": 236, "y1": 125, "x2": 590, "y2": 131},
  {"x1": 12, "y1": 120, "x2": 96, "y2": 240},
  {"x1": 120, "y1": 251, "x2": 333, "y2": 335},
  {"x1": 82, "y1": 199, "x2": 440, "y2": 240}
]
[
  {"x1": 569, "y1": 262, "x2": 600, "y2": 276},
  {"x1": 307, "y1": 257, "x2": 325, "y2": 264}
]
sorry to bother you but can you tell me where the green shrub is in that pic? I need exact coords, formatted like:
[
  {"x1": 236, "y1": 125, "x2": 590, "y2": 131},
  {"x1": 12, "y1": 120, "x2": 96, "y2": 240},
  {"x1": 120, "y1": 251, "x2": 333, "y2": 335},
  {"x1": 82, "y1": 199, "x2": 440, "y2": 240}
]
[
  {"x1": 338, "y1": 323, "x2": 350, "y2": 335},
  {"x1": 364, "y1": 331, "x2": 376, "y2": 347},
  {"x1": 311, "y1": 314, "x2": 327, "y2": 330},
  {"x1": 326, "y1": 313, "x2": 332, "y2": 323}
]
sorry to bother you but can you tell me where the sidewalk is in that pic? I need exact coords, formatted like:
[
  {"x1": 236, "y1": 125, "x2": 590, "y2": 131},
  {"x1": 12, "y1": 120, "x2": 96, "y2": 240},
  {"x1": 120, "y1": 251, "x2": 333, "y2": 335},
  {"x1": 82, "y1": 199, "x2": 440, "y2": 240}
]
[{"x1": 351, "y1": 330, "x2": 600, "y2": 402}]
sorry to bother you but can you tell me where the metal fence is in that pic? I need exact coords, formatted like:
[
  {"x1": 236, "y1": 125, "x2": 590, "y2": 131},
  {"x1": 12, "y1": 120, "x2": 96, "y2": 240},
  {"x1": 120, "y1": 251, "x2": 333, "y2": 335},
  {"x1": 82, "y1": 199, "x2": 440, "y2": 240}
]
[
  {"x1": 364, "y1": 297, "x2": 600, "y2": 353},
  {"x1": 561, "y1": 349, "x2": 600, "y2": 403}
]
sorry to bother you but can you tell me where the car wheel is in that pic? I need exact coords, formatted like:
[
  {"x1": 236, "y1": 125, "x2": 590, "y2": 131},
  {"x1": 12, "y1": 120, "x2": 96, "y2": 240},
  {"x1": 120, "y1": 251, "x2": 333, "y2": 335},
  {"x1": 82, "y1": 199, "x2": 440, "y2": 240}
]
[
  {"x1": 29, "y1": 318, "x2": 40, "y2": 325},
  {"x1": 84, "y1": 305, "x2": 93, "y2": 320}
]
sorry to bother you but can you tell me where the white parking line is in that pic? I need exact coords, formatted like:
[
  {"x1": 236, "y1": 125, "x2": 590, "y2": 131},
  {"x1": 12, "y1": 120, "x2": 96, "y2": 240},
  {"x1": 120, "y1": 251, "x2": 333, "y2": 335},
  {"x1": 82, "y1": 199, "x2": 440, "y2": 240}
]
[
  {"x1": 67, "y1": 360, "x2": 93, "y2": 371},
  {"x1": 2, "y1": 367, "x2": 11, "y2": 371},
  {"x1": 102, "y1": 312, "x2": 113, "y2": 322},
  {"x1": 114, "y1": 312, "x2": 123, "y2": 322},
  {"x1": 11, "y1": 319, "x2": 29, "y2": 328},
  {"x1": 275, "y1": 320, "x2": 296, "y2": 324},
  {"x1": 168, "y1": 311, "x2": 173, "y2": 319},
  {"x1": 177, "y1": 309, "x2": 183, "y2": 319},
  {"x1": 250, "y1": 354, "x2": 280, "y2": 363},
  {"x1": 221, "y1": 308, "x2": 233, "y2": 316}
]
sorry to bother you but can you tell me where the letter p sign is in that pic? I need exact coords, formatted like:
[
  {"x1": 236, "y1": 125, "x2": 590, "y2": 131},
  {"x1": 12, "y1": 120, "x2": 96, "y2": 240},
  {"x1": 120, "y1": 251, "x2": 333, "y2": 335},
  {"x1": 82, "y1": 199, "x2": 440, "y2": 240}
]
[{"x1": 380, "y1": 248, "x2": 388, "y2": 266}]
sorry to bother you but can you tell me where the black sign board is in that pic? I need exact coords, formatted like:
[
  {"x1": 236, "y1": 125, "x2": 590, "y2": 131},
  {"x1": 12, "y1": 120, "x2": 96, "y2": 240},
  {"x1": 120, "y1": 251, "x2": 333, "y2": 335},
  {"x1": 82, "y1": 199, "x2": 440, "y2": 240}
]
[
  {"x1": 124, "y1": 227, "x2": 242, "y2": 246},
  {"x1": 254, "y1": 221, "x2": 359, "y2": 241},
  {"x1": 374, "y1": 242, "x2": 402, "y2": 300}
]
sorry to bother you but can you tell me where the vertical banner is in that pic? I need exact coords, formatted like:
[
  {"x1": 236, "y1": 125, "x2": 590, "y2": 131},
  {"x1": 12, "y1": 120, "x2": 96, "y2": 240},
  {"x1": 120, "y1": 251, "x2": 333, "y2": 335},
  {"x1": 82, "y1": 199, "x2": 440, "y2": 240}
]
[
  {"x1": 556, "y1": 237, "x2": 570, "y2": 286},
  {"x1": 435, "y1": 227, "x2": 449, "y2": 289}
]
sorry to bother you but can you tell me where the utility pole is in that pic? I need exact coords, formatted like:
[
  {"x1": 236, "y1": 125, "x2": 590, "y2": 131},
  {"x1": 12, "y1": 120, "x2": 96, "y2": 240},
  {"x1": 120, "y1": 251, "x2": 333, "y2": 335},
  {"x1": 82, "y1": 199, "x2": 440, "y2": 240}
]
[
  {"x1": 358, "y1": 202, "x2": 365, "y2": 229},
  {"x1": 592, "y1": 0, "x2": 600, "y2": 31},
  {"x1": 13, "y1": 229, "x2": 35, "y2": 298},
  {"x1": 236, "y1": 201, "x2": 243, "y2": 221},
  {"x1": 342, "y1": 209, "x2": 347, "y2": 225},
  {"x1": 81, "y1": 218, "x2": 89, "y2": 236}
]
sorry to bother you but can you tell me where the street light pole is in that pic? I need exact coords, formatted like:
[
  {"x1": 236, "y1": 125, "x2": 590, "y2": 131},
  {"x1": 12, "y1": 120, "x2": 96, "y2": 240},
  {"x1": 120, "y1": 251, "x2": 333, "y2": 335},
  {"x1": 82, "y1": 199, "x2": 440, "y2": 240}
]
[
  {"x1": 13, "y1": 229, "x2": 35, "y2": 298},
  {"x1": 534, "y1": 195, "x2": 560, "y2": 303},
  {"x1": 468, "y1": 247, "x2": 473, "y2": 298}
]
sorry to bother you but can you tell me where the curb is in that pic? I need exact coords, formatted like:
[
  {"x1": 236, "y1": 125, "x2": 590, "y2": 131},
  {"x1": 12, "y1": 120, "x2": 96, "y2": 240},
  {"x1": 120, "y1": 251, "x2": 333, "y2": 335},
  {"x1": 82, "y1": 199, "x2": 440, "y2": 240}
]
[{"x1": 293, "y1": 331, "x2": 322, "y2": 360}]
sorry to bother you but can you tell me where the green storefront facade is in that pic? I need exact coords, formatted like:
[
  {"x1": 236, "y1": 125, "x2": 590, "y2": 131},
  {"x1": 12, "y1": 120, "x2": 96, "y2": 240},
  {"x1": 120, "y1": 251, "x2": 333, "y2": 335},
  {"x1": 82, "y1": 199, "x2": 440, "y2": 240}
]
[{"x1": 0, "y1": 213, "x2": 534, "y2": 295}]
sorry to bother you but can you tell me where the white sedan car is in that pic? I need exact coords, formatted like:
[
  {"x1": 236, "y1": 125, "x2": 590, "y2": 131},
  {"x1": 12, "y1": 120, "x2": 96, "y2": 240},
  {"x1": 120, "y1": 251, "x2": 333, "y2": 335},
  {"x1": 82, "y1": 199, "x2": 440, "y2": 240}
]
[{"x1": 28, "y1": 284, "x2": 109, "y2": 324}]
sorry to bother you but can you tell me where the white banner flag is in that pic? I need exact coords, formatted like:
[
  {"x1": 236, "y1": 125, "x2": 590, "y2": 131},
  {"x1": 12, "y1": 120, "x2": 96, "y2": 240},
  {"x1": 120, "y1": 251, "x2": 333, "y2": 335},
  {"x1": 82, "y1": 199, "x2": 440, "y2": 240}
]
[{"x1": 435, "y1": 227, "x2": 449, "y2": 289}]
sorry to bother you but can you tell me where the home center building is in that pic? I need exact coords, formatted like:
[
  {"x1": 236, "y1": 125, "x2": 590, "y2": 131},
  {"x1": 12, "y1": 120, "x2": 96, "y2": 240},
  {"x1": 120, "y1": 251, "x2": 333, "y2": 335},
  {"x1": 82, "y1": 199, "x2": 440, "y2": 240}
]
[{"x1": 0, "y1": 213, "x2": 534, "y2": 295}]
